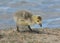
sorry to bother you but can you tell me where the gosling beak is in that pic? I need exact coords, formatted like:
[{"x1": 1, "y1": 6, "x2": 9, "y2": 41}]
[{"x1": 39, "y1": 24, "x2": 42, "y2": 27}]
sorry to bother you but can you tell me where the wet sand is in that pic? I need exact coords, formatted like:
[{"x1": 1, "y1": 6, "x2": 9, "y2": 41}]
[{"x1": 0, "y1": 28, "x2": 60, "y2": 43}]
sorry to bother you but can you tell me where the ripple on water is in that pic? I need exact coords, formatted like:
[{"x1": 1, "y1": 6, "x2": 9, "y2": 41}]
[{"x1": 0, "y1": 0, "x2": 60, "y2": 29}]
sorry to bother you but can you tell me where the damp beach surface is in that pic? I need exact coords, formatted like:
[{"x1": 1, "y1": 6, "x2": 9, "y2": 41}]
[{"x1": 0, "y1": 28, "x2": 60, "y2": 43}]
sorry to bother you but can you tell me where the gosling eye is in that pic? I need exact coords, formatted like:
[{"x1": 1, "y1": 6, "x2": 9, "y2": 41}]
[{"x1": 37, "y1": 20, "x2": 39, "y2": 22}]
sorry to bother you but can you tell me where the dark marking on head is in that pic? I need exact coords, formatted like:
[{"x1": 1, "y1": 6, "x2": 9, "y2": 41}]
[{"x1": 37, "y1": 16, "x2": 42, "y2": 21}]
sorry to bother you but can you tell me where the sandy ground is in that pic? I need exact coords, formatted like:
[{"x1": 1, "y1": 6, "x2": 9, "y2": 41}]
[{"x1": 0, "y1": 28, "x2": 60, "y2": 43}]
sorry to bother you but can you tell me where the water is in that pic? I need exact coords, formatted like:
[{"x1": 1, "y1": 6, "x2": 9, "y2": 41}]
[{"x1": 0, "y1": 0, "x2": 60, "y2": 29}]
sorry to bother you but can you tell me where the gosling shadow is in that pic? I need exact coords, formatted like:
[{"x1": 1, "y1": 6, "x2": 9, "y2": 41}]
[
  {"x1": 19, "y1": 30, "x2": 47, "y2": 34},
  {"x1": 0, "y1": 35, "x2": 3, "y2": 39}
]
